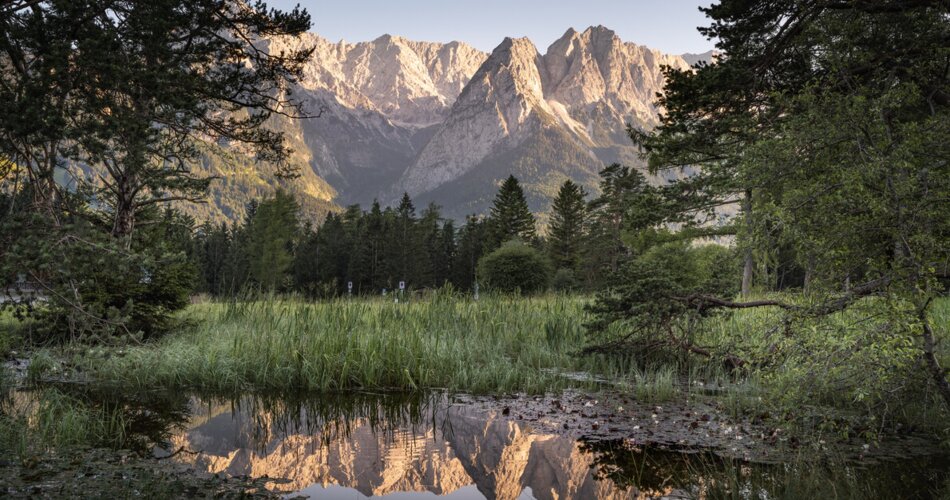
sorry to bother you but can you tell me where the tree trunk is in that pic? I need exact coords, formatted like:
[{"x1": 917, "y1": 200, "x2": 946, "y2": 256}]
[
  {"x1": 112, "y1": 196, "x2": 135, "y2": 242},
  {"x1": 920, "y1": 307, "x2": 950, "y2": 408},
  {"x1": 741, "y1": 189, "x2": 754, "y2": 297},
  {"x1": 111, "y1": 168, "x2": 137, "y2": 243}
]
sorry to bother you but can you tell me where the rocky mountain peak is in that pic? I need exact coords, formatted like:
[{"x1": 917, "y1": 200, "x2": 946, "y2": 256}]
[{"x1": 195, "y1": 26, "x2": 706, "y2": 223}]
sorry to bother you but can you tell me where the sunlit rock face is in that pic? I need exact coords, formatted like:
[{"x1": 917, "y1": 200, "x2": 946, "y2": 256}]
[
  {"x1": 165, "y1": 396, "x2": 646, "y2": 499},
  {"x1": 394, "y1": 26, "x2": 698, "y2": 217},
  {"x1": 241, "y1": 28, "x2": 713, "y2": 217}
]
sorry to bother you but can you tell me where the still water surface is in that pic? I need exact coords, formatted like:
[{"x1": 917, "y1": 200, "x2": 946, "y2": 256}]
[{"x1": 151, "y1": 392, "x2": 948, "y2": 499}]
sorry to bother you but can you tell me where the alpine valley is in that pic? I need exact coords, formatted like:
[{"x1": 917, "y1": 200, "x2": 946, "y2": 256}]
[{"x1": 192, "y1": 26, "x2": 714, "y2": 223}]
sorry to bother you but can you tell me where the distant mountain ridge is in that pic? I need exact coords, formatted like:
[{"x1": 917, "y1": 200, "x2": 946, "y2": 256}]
[{"x1": 188, "y1": 27, "x2": 715, "y2": 223}]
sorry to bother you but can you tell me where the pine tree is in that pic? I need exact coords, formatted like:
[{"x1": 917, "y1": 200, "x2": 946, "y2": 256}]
[
  {"x1": 488, "y1": 175, "x2": 536, "y2": 248},
  {"x1": 436, "y1": 220, "x2": 457, "y2": 287},
  {"x1": 292, "y1": 223, "x2": 322, "y2": 296},
  {"x1": 341, "y1": 204, "x2": 371, "y2": 293},
  {"x1": 416, "y1": 204, "x2": 443, "y2": 287},
  {"x1": 365, "y1": 201, "x2": 385, "y2": 290},
  {"x1": 196, "y1": 222, "x2": 231, "y2": 295},
  {"x1": 245, "y1": 190, "x2": 300, "y2": 291},
  {"x1": 548, "y1": 180, "x2": 587, "y2": 272},
  {"x1": 394, "y1": 193, "x2": 418, "y2": 287},
  {"x1": 453, "y1": 215, "x2": 489, "y2": 291},
  {"x1": 316, "y1": 213, "x2": 349, "y2": 293},
  {"x1": 581, "y1": 164, "x2": 660, "y2": 289}
]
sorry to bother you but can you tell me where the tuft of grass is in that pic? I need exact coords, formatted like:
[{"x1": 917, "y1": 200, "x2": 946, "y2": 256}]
[
  {"x1": 26, "y1": 349, "x2": 58, "y2": 384},
  {"x1": 632, "y1": 366, "x2": 677, "y2": 402}
]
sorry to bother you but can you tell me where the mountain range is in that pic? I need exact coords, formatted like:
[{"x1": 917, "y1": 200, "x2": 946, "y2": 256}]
[{"x1": 192, "y1": 26, "x2": 714, "y2": 224}]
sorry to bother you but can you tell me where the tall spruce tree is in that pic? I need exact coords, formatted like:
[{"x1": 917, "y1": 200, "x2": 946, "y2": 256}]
[
  {"x1": 488, "y1": 175, "x2": 536, "y2": 248},
  {"x1": 548, "y1": 180, "x2": 587, "y2": 272},
  {"x1": 436, "y1": 220, "x2": 457, "y2": 288},
  {"x1": 394, "y1": 193, "x2": 418, "y2": 285},
  {"x1": 453, "y1": 215, "x2": 489, "y2": 291},
  {"x1": 244, "y1": 190, "x2": 299, "y2": 291}
]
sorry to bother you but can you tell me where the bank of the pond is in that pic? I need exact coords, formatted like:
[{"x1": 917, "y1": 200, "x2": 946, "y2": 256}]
[{"x1": 34, "y1": 295, "x2": 950, "y2": 444}]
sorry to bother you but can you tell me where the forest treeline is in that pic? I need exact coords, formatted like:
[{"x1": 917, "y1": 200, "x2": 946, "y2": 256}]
[{"x1": 189, "y1": 166, "x2": 735, "y2": 297}]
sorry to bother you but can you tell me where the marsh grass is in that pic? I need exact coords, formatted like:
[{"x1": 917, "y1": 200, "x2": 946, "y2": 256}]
[
  {"x1": 0, "y1": 388, "x2": 128, "y2": 457},
  {"x1": 0, "y1": 308, "x2": 29, "y2": 356},
  {"x1": 81, "y1": 295, "x2": 604, "y2": 394}
]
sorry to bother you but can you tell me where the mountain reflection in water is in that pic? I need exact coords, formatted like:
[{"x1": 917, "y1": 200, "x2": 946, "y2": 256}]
[
  {"x1": 156, "y1": 392, "x2": 948, "y2": 499},
  {"x1": 160, "y1": 393, "x2": 672, "y2": 499}
]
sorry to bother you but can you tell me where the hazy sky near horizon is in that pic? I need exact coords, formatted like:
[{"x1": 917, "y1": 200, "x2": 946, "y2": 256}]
[{"x1": 267, "y1": 1, "x2": 717, "y2": 55}]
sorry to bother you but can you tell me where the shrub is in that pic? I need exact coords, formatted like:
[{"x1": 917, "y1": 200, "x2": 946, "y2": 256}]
[
  {"x1": 552, "y1": 268, "x2": 578, "y2": 292},
  {"x1": 2, "y1": 208, "x2": 196, "y2": 343},
  {"x1": 477, "y1": 240, "x2": 551, "y2": 294}
]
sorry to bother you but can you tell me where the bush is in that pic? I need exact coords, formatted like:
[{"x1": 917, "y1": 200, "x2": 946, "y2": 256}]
[
  {"x1": 477, "y1": 240, "x2": 551, "y2": 294},
  {"x1": 586, "y1": 241, "x2": 740, "y2": 350},
  {"x1": 2, "y1": 207, "x2": 197, "y2": 343},
  {"x1": 552, "y1": 268, "x2": 578, "y2": 292}
]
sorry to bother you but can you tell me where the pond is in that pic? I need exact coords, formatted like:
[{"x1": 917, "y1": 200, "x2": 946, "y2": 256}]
[{"x1": 146, "y1": 391, "x2": 949, "y2": 499}]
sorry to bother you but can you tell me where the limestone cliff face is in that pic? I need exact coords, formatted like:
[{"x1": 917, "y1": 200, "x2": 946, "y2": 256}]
[
  {"x1": 204, "y1": 27, "x2": 713, "y2": 220},
  {"x1": 268, "y1": 33, "x2": 487, "y2": 128},
  {"x1": 394, "y1": 26, "x2": 702, "y2": 218},
  {"x1": 398, "y1": 37, "x2": 558, "y2": 196}
]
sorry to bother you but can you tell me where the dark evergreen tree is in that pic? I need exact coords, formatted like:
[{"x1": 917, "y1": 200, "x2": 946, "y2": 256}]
[
  {"x1": 394, "y1": 193, "x2": 418, "y2": 287},
  {"x1": 365, "y1": 201, "x2": 386, "y2": 291},
  {"x1": 315, "y1": 213, "x2": 349, "y2": 294},
  {"x1": 581, "y1": 164, "x2": 660, "y2": 288},
  {"x1": 453, "y1": 215, "x2": 489, "y2": 291},
  {"x1": 292, "y1": 223, "x2": 322, "y2": 296},
  {"x1": 436, "y1": 220, "x2": 457, "y2": 288},
  {"x1": 244, "y1": 190, "x2": 299, "y2": 291},
  {"x1": 341, "y1": 205, "x2": 372, "y2": 293},
  {"x1": 416, "y1": 204, "x2": 443, "y2": 288},
  {"x1": 195, "y1": 222, "x2": 231, "y2": 295},
  {"x1": 548, "y1": 180, "x2": 587, "y2": 272},
  {"x1": 487, "y1": 175, "x2": 536, "y2": 248}
]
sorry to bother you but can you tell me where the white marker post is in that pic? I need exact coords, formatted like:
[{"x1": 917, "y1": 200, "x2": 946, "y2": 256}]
[
  {"x1": 473, "y1": 282, "x2": 479, "y2": 301},
  {"x1": 399, "y1": 281, "x2": 406, "y2": 303}
]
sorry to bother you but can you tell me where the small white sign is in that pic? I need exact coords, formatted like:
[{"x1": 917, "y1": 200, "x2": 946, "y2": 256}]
[
  {"x1": 398, "y1": 281, "x2": 406, "y2": 290},
  {"x1": 347, "y1": 281, "x2": 353, "y2": 290}
]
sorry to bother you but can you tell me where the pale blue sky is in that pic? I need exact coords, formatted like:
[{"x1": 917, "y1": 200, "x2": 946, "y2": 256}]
[{"x1": 268, "y1": 1, "x2": 717, "y2": 55}]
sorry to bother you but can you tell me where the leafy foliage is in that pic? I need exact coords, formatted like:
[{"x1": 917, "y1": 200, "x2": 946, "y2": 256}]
[
  {"x1": 477, "y1": 240, "x2": 552, "y2": 295},
  {"x1": 1, "y1": 205, "x2": 196, "y2": 341},
  {"x1": 590, "y1": 0, "x2": 950, "y2": 410}
]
